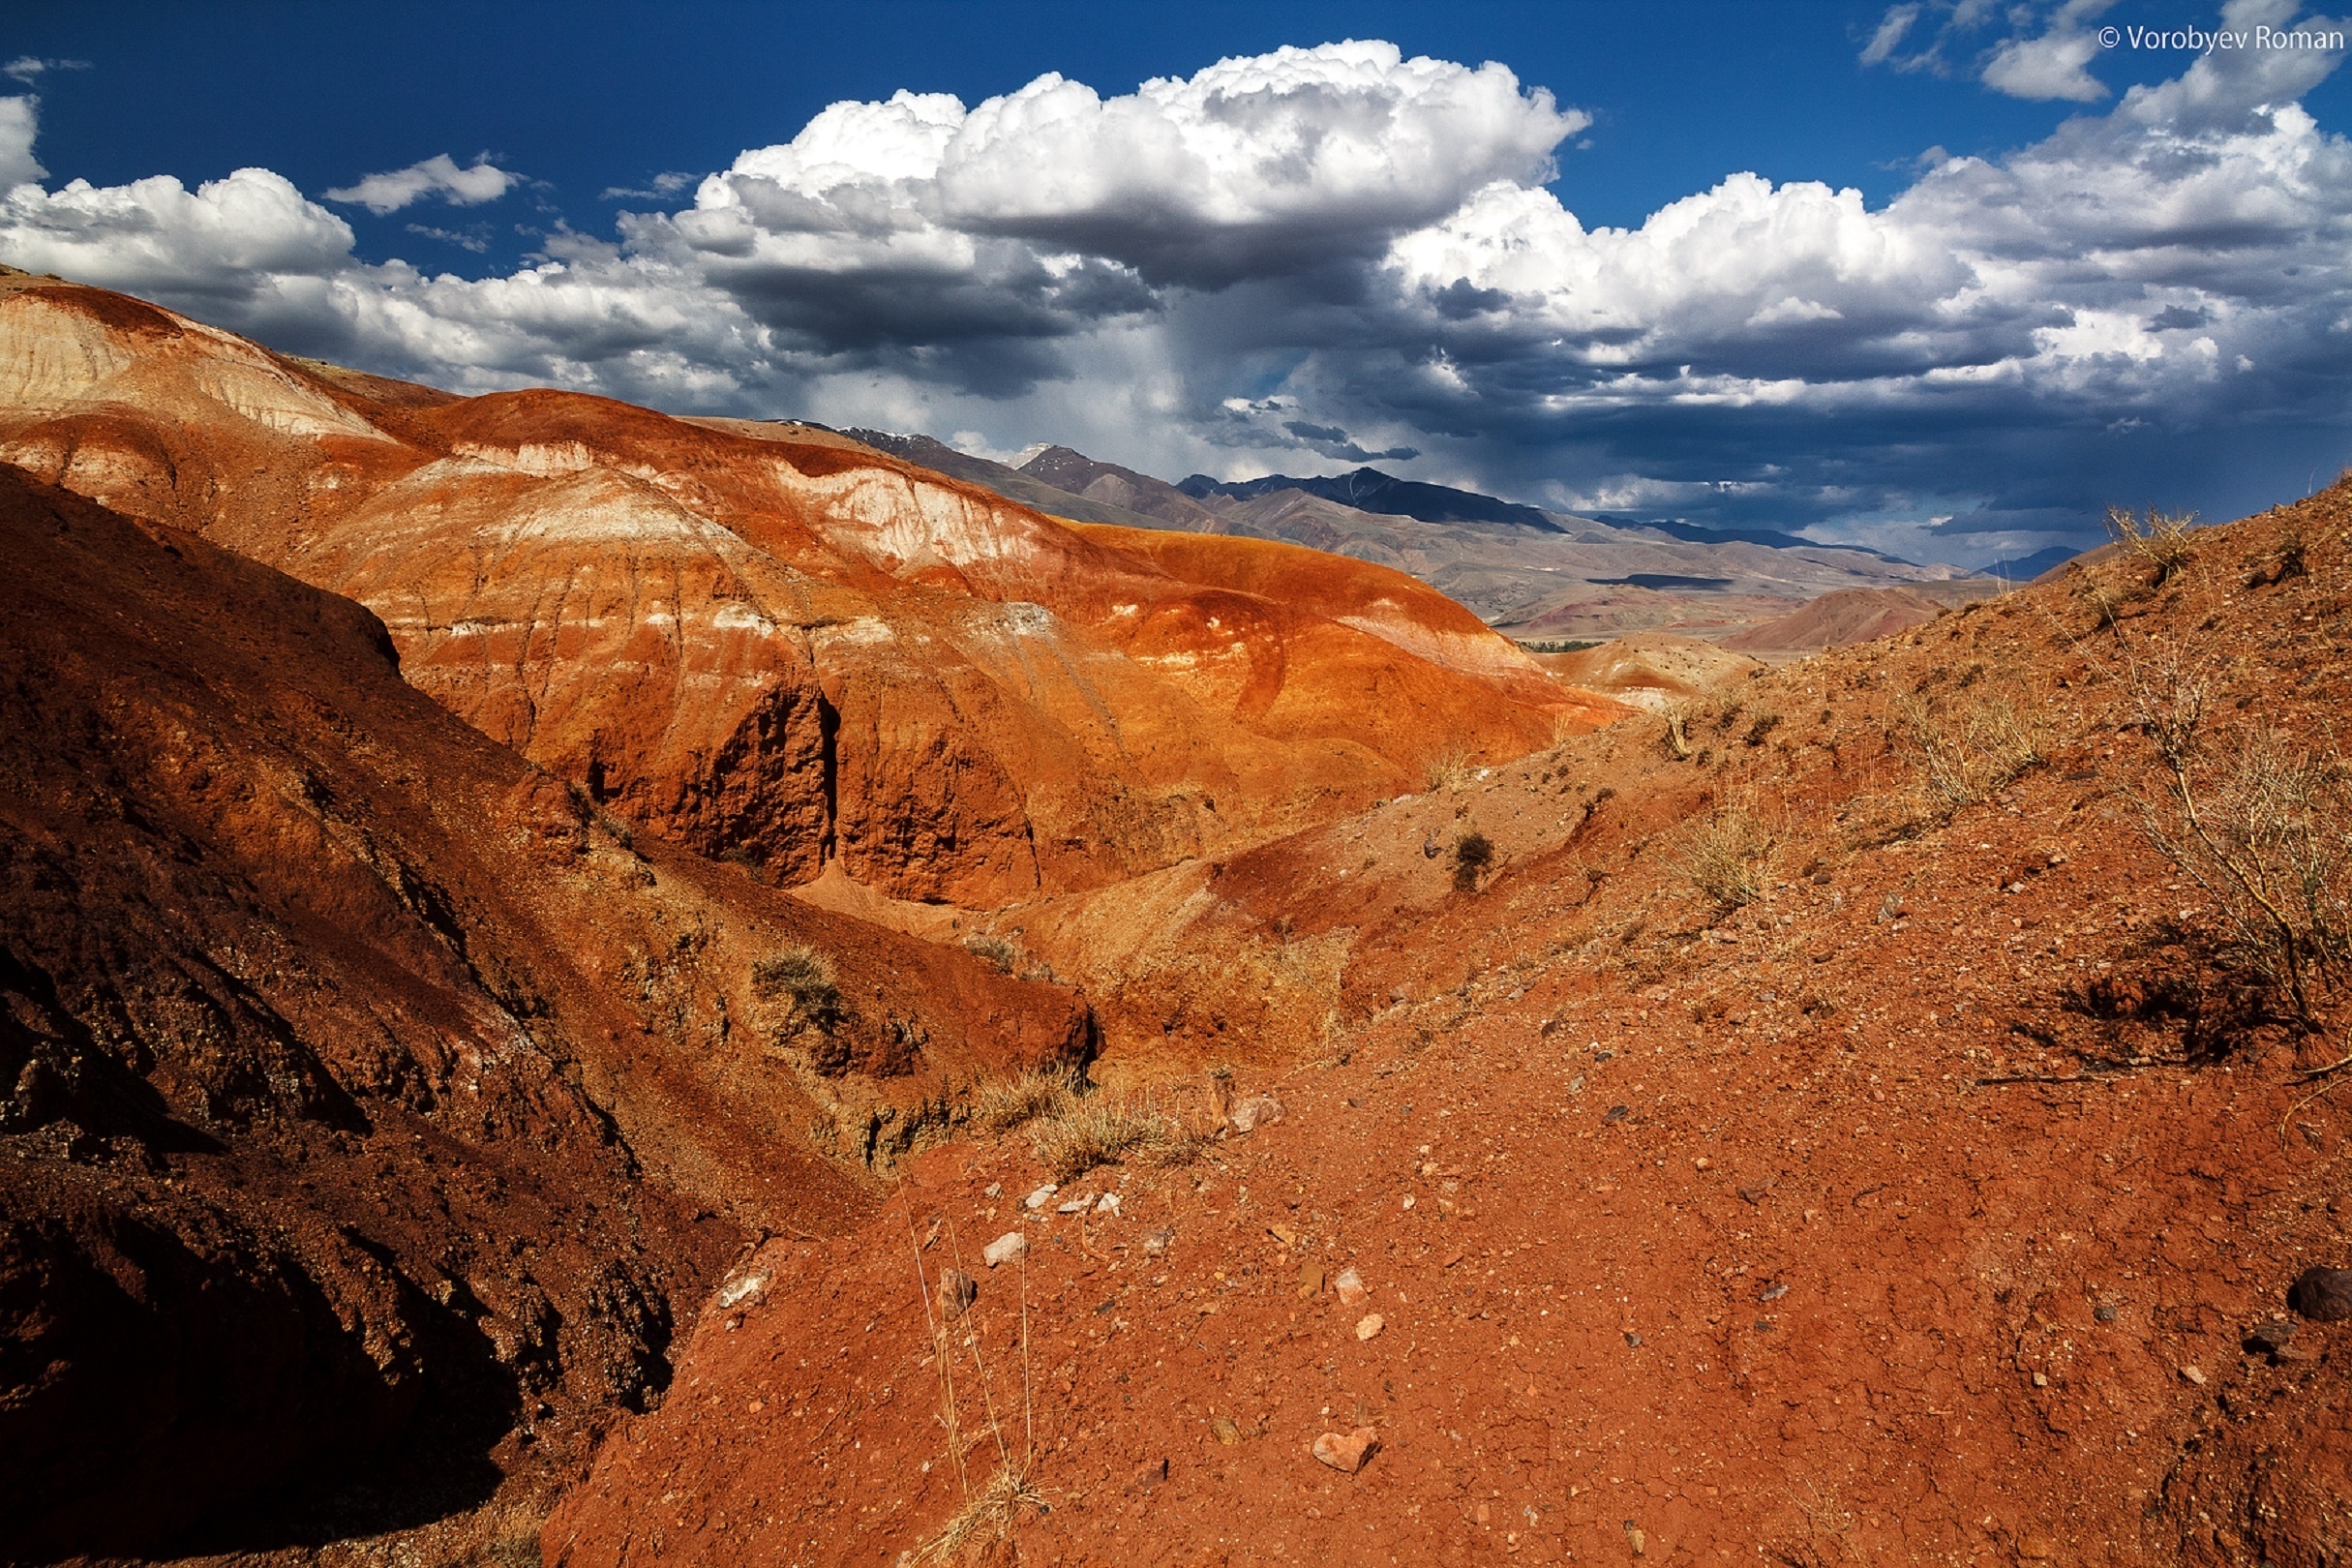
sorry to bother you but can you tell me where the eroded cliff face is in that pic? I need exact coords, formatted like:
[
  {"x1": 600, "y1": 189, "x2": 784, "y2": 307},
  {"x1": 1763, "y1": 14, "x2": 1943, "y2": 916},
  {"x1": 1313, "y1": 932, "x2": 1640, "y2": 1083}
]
[
  {"x1": 0, "y1": 465, "x2": 1091, "y2": 1556},
  {"x1": 0, "y1": 272, "x2": 1625, "y2": 908}
]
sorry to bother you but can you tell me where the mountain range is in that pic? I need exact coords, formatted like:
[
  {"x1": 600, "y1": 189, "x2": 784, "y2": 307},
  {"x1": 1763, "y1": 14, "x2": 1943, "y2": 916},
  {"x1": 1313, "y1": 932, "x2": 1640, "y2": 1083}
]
[{"x1": 844, "y1": 432, "x2": 2005, "y2": 641}]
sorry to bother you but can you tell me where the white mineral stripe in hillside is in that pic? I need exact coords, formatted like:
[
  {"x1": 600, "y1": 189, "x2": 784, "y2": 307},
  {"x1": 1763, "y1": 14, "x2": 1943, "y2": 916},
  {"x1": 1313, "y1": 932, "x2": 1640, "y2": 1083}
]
[
  {"x1": 1334, "y1": 614, "x2": 1547, "y2": 681},
  {"x1": 798, "y1": 467, "x2": 1050, "y2": 570},
  {"x1": 0, "y1": 294, "x2": 137, "y2": 404},
  {"x1": 495, "y1": 471, "x2": 734, "y2": 547},
  {"x1": 451, "y1": 439, "x2": 599, "y2": 476}
]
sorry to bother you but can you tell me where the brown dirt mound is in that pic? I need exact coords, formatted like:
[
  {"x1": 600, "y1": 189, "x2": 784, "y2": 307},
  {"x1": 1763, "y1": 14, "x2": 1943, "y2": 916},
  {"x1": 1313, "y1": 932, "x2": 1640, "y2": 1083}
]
[
  {"x1": 1726, "y1": 581, "x2": 2004, "y2": 651},
  {"x1": 1536, "y1": 631, "x2": 1767, "y2": 711}
]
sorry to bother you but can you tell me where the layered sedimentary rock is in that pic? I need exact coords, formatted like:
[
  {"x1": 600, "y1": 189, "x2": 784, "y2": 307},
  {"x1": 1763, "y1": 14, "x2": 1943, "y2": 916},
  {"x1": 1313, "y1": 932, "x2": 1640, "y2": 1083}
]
[{"x1": 0, "y1": 271, "x2": 1623, "y2": 907}]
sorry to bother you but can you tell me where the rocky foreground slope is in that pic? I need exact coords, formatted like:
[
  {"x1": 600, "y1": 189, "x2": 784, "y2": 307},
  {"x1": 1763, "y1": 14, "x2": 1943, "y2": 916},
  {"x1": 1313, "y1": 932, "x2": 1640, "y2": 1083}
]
[
  {"x1": 0, "y1": 270, "x2": 1618, "y2": 911},
  {"x1": 0, "y1": 466, "x2": 1091, "y2": 1559},
  {"x1": 547, "y1": 488, "x2": 2352, "y2": 1565}
]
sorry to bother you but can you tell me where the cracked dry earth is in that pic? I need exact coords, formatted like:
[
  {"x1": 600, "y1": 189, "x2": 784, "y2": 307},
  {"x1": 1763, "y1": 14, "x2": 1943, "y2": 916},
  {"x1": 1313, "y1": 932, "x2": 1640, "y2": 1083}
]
[{"x1": 542, "y1": 494, "x2": 2352, "y2": 1565}]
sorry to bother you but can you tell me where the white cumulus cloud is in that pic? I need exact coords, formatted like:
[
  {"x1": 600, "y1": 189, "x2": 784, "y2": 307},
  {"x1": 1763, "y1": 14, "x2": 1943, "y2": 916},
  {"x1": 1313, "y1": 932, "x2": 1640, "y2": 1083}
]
[
  {"x1": 0, "y1": 25, "x2": 2348, "y2": 563},
  {"x1": 1982, "y1": 28, "x2": 2109, "y2": 101},
  {"x1": 0, "y1": 97, "x2": 42, "y2": 189},
  {"x1": 326, "y1": 153, "x2": 521, "y2": 215}
]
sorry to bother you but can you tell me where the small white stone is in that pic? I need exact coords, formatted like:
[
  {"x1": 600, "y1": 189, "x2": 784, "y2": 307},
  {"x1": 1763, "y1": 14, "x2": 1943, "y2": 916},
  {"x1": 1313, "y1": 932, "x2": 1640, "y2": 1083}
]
[
  {"x1": 1095, "y1": 1191, "x2": 1122, "y2": 1216},
  {"x1": 1023, "y1": 1184, "x2": 1058, "y2": 1211},
  {"x1": 983, "y1": 1232, "x2": 1027, "y2": 1268}
]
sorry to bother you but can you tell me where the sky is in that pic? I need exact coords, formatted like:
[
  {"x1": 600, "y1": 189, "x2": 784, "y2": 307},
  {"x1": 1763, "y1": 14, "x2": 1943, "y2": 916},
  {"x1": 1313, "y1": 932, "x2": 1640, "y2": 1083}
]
[{"x1": 2, "y1": 0, "x2": 2349, "y2": 566}]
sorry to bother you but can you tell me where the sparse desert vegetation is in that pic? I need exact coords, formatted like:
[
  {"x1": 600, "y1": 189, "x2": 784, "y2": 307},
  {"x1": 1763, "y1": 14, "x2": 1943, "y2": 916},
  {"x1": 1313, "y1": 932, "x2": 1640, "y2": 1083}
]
[
  {"x1": 1674, "y1": 794, "x2": 1774, "y2": 913},
  {"x1": 752, "y1": 943, "x2": 846, "y2": 1040}
]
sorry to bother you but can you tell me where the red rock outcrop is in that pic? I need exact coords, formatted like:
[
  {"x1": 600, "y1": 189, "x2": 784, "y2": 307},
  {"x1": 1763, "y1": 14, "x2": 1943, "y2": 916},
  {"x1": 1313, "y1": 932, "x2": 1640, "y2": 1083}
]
[
  {"x1": 0, "y1": 463, "x2": 1089, "y2": 1556},
  {"x1": 0, "y1": 270, "x2": 1622, "y2": 908}
]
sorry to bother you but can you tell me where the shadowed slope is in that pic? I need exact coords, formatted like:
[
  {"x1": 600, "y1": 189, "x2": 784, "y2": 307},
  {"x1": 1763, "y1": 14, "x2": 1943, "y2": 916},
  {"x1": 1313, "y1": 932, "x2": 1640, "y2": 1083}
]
[{"x1": 0, "y1": 463, "x2": 1089, "y2": 1557}]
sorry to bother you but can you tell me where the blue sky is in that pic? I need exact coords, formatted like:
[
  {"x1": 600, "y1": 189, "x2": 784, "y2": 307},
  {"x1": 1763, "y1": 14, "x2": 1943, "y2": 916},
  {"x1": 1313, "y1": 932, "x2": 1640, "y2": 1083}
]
[{"x1": 4, "y1": 1, "x2": 2349, "y2": 564}]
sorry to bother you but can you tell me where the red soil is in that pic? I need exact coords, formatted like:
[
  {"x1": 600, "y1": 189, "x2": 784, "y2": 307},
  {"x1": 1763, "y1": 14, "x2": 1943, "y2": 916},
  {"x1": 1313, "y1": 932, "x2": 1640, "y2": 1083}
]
[{"x1": 547, "y1": 489, "x2": 2352, "y2": 1566}]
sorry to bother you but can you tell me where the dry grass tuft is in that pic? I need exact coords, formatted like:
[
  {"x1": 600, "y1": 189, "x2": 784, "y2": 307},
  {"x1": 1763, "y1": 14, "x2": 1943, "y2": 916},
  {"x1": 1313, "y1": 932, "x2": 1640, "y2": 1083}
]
[
  {"x1": 1424, "y1": 748, "x2": 1479, "y2": 792},
  {"x1": 1029, "y1": 1092, "x2": 1208, "y2": 1182},
  {"x1": 905, "y1": 1207, "x2": 1046, "y2": 1566},
  {"x1": 962, "y1": 933, "x2": 1018, "y2": 974},
  {"x1": 969, "y1": 1070, "x2": 1077, "y2": 1136},
  {"x1": 1675, "y1": 797, "x2": 1774, "y2": 915},
  {"x1": 1897, "y1": 688, "x2": 2042, "y2": 812},
  {"x1": 912, "y1": 1462, "x2": 1048, "y2": 1565}
]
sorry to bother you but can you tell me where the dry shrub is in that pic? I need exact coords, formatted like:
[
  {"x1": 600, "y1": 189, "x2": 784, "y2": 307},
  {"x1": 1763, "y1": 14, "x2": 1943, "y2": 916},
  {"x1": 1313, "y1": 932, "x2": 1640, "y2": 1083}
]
[
  {"x1": 2107, "y1": 504, "x2": 2199, "y2": 586},
  {"x1": 751, "y1": 944, "x2": 843, "y2": 1038},
  {"x1": 1662, "y1": 704, "x2": 1695, "y2": 761},
  {"x1": 1453, "y1": 829, "x2": 1494, "y2": 892},
  {"x1": 2126, "y1": 650, "x2": 2352, "y2": 1033},
  {"x1": 1676, "y1": 797, "x2": 1774, "y2": 914},
  {"x1": 969, "y1": 1069, "x2": 1075, "y2": 1135},
  {"x1": 1029, "y1": 1092, "x2": 1207, "y2": 1181},
  {"x1": 1897, "y1": 688, "x2": 2042, "y2": 811},
  {"x1": 962, "y1": 933, "x2": 1018, "y2": 974}
]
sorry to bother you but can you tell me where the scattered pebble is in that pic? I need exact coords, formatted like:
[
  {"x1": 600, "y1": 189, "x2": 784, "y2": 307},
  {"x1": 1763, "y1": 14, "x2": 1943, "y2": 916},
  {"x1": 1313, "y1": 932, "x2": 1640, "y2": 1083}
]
[
  {"x1": 2179, "y1": 1365, "x2": 2206, "y2": 1387},
  {"x1": 1057, "y1": 1196, "x2": 1089, "y2": 1214},
  {"x1": 1312, "y1": 1427, "x2": 1381, "y2": 1473},
  {"x1": 1604, "y1": 1105, "x2": 1629, "y2": 1124},
  {"x1": 1623, "y1": 1331, "x2": 1643, "y2": 1348},
  {"x1": 1356, "y1": 1313, "x2": 1385, "y2": 1341},
  {"x1": 935, "y1": 1268, "x2": 978, "y2": 1321},
  {"x1": 1758, "y1": 1282, "x2": 1788, "y2": 1302},
  {"x1": 982, "y1": 1232, "x2": 1027, "y2": 1268},
  {"x1": 1268, "y1": 1223, "x2": 1298, "y2": 1247},
  {"x1": 2288, "y1": 1265, "x2": 2352, "y2": 1321},
  {"x1": 1335, "y1": 1267, "x2": 1370, "y2": 1308},
  {"x1": 1095, "y1": 1191, "x2": 1121, "y2": 1216},
  {"x1": 2245, "y1": 1317, "x2": 2297, "y2": 1355},
  {"x1": 1298, "y1": 1262, "x2": 1326, "y2": 1299},
  {"x1": 1023, "y1": 1184, "x2": 1058, "y2": 1212},
  {"x1": 1229, "y1": 1094, "x2": 1283, "y2": 1133},
  {"x1": 1211, "y1": 1415, "x2": 1243, "y2": 1446},
  {"x1": 1142, "y1": 1226, "x2": 1174, "y2": 1258}
]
